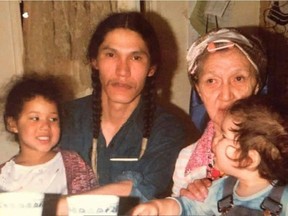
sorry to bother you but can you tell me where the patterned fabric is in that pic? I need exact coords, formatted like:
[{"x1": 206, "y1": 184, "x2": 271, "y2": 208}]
[
  {"x1": 172, "y1": 144, "x2": 204, "y2": 196},
  {"x1": 172, "y1": 121, "x2": 219, "y2": 197},
  {"x1": 60, "y1": 150, "x2": 98, "y2": 194},
  {"x1": 187, "y1": 29, "x2": 253, "y2": 75},
  {"x1": 184, "y1": 121, "x2": 215, "y2": 176},
  {"x1": 186, "y1": 28, "x2": 268, "y2": 90}
]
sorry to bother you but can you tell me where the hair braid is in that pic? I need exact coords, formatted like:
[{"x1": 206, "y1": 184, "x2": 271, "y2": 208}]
[
  {"x1": 91, "y1": 70, "x2": 102, "y2": 139},
  {"x1": 142, "y1": 76, "x2": 156, "y2": 138},
  {"x1": 90, "y1": 70, "x2": 101, "y2": 173}
]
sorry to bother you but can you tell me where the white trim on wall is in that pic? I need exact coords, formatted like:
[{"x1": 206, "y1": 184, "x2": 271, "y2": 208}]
[
  {"x1": 0, "y1": 1, "x2": 23, "y2": 163},
  {"x1": 0, "y1": 1, "x2": 24, "y2": 78},
  {"x1": 9, "y1": 0, "x2": 24, "y2": 75}
]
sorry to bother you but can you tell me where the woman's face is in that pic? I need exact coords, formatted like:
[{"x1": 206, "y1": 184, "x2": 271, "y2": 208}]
[{"x1": 196, "y1": 47, "x2": 259, "y2": 131}]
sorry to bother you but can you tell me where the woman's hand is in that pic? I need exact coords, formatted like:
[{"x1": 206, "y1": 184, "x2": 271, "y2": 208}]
[{"x1": 180, "y1": 178, "x2": 212, "y2": 202}]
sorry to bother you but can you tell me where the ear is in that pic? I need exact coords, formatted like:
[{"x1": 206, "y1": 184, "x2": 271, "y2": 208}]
[
  {"x1": 6, "y1": 117, "x2": 18, "y2": 133},
  {"x1": 91, "y1": 59, "x2": 99, "y2": 70},
  {"x1": 147, "y1": 65, "x2": 157, "y2": 77},
  {"x1": 195, "y1": 84, "x2": 202, "y2": 98},
  {"x1": 247, "y1": 149, "x2": 261, "y2": 170},
  {"x1": 253, "y1": 83, "x2": 260, "y2": 95}
]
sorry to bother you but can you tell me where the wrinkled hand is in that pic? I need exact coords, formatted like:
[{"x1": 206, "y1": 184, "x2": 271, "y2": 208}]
[{"x1": 180, "y1": 178, "x2": 212, "y2": 202}]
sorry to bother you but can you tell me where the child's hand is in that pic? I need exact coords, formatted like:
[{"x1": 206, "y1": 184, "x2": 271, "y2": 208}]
[
  {"x1": 180, "y1": 178, "x2": 212, "y2": 202},
  {"x1": 130, "y1": 198, "x2": 180, "y2": 216},
  {"x1": 56, "y1": 195, "x2": 68, "y2": 216},
  {"x1": 130, "y1": 201, "x2": 159, "y2": 216}
]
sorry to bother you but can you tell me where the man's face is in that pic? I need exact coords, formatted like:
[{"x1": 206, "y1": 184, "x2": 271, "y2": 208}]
[{"x1": 92, "y1": 28, "x2": 156, "y2": 106}]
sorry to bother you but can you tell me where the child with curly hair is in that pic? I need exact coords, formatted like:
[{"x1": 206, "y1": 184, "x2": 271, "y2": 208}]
[
  {"x1": 0, "y1": 73, "x2": 98, "y2": 195},
  {"x1": 131, "y1": 95, "x2": 288, "y2": 215}
]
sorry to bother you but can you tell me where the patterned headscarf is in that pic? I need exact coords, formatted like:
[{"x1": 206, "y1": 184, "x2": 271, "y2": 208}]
[{"x1": 187, "y1": 28, "x2": 267, "y2": 90}]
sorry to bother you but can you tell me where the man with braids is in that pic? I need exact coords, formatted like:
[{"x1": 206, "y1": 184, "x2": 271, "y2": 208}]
[{"x1": 58, "y1": 11, "x2": 186, "y2": 204}]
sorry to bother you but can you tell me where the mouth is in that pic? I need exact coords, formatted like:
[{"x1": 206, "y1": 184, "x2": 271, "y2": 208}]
[
  {"x1": 37, "y1": 136, "x2": 50, "y2": 141},
  {"x1": 110, "y1": 81, "x2": 133, "y2": 89}
]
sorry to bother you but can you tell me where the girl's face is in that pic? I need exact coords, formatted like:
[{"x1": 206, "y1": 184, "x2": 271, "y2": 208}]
[
  {"x1": 8, "y1": 96, "x2": 60, "y2": 154},
  {"x1": 213, "y1": 114, "x2": 240, "y2": 175},
  {"x1": 196, "y1": 47, "x2": 258, "y2": 131}
]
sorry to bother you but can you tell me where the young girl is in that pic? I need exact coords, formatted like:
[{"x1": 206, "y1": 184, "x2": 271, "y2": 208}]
[
  {"x1": 0, "y1": 73, "x2": 97, "y2": 195},
  {"x1": 131, "y1": 95, "x2": 288, "y2": 215}
]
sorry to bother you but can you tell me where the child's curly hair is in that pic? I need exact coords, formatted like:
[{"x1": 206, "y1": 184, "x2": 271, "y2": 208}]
[
  {"x1": 2, "y1": 73, "x2": 74, "y2": 141},
  {"x1": 227, "y1": 95, "x2": 288, "y2": 186}
]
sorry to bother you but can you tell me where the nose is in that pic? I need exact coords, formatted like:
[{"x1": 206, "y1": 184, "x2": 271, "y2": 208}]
[
  {"x1": 39, "y1": 120, "x2": 51, "y2": 130},
  {"x1": 116, "y1": 58, "x2": 130, "y2": 77},
  {"x1": 219, "y1": 82, "x2": 234, "y2": 101}
]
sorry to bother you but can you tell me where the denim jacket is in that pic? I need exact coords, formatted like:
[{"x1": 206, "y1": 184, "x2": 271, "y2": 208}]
[{"x1": 59, "y1": 95, "x2": 186, "y2": 201}]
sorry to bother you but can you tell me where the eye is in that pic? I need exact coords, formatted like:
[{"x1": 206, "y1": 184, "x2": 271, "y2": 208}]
[
  {"x1": 30, "y1": 116, "x2": 39, "y2": 121},
  {"x1": 235, "y1": 76, "x2": 245, "y2": 82},
  {"x1": 219, "y1": 134, "x2": 227, "y2": 141},
  {"x1": 217, "y1": 134, "x2": 224, "y2": 142},
  {"x1": 221, "y1": 133, "x2": 229, "y2": 140},
  {"x1": 203, "y1": 78, "x2": 220, "y2": 87},
  {"x1": 222, "y1": 134, "x2": 236, "y2": 142},
  {"x1": 199, "y1": 74, "x2": 219, "y2": 85},
  {"x1": 132, "y1": 55, "x2": 142, "y2": 61},
  {"x1": 105, "y1": 52, "x2": 114, "y2": 58},
  {"x1": 206, "y1": 78, "x2": 215, "y2": 84},
  {"x1": 49, "y1": 117, "x2": 59, "y2": 122}
]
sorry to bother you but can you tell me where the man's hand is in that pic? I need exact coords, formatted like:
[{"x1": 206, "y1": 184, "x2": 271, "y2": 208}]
[{"x1": 180, "y1": 178, "x2": 212, "y2": 202}]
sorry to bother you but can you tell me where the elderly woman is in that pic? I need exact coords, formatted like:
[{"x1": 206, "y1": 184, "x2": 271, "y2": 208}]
[{"x1": 172, "y1": 28, "x2": 267, "y2": 199}]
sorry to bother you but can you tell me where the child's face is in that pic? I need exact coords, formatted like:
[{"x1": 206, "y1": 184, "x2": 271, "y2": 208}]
[
  {"x1": 9, "y1": 96, "x2": 60, "y2": 153},
  {"x1": 213, "y1": 114, "x2": 240, "y2": 175}
]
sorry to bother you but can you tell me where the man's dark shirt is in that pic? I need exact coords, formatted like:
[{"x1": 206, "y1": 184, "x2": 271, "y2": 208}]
[{"x1": 60, "y1": 95, "x2": 186, "y2": 201}]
